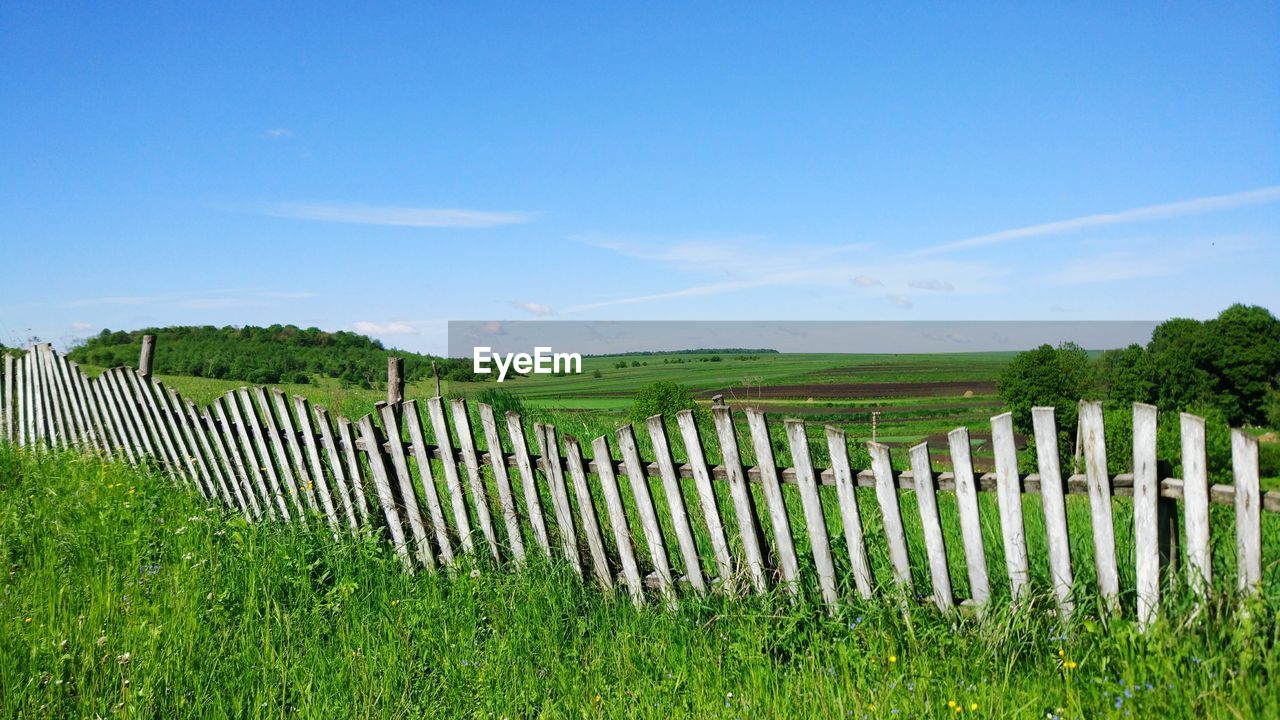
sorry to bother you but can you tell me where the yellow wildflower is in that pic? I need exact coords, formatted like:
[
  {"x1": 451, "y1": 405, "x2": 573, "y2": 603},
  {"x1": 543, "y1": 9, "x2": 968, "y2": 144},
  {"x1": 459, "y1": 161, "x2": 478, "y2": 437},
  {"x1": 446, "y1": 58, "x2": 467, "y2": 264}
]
[
  {"x1": 888, "y1": 655, "x2": 897, "y2": 664},
  {"x1": 948, "y1": 700, "x2": 957, "y2": 708},
  {"x1": 24, "y1": 617, "x2": 32, "y2": 623},
  {"x1": 970, "y1": 703, "x2": 978, "y2": 711},
  {"x1": 1064, "y1": 660, "x2": 1078, "y2": 670}
]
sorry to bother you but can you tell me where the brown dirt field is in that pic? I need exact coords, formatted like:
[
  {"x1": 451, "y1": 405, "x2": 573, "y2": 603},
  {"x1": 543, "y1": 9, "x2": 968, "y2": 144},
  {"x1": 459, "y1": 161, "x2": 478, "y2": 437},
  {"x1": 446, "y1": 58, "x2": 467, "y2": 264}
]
[
  {"x1": 700, "y1": 380, "x2": 997, "y2": 400},
  {"x1": 722, "y1": 400, "x2": 1003, "y2": 416}
]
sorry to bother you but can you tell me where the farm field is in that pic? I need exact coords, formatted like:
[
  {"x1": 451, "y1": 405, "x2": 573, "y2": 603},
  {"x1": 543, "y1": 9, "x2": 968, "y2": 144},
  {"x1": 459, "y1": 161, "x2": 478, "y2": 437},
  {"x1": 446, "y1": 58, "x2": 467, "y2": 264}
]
[{"x1": 3, "y1": 446, "x2": 1278, "y2": 718}]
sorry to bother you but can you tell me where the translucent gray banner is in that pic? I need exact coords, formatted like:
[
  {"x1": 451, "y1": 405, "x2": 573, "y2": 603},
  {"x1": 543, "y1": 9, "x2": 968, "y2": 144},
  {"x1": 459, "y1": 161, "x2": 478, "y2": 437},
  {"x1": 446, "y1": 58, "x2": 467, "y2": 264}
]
[{"x1": 447, "y1": 320, "x2": 1159, "y2": 358}]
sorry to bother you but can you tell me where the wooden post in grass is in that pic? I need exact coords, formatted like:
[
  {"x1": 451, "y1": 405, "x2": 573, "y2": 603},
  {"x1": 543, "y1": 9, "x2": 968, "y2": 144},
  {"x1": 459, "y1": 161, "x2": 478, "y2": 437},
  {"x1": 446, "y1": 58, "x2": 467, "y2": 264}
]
[
  {"x1": 387, "y1": 356, "x2": 404, "y2": 425},
  {"x1": 432, "y1": 360, "x2": 442, "y2": 399},
  {"x1": 138, "y1": 334, "x2": 156, "y2": 379}
]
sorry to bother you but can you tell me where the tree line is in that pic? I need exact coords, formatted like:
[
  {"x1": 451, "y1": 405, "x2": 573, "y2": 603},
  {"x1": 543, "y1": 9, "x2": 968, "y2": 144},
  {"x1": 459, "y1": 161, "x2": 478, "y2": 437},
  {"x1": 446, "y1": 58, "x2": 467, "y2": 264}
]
[{"x1": 67, "y1": 326, "x2": 486, "y2": 388}]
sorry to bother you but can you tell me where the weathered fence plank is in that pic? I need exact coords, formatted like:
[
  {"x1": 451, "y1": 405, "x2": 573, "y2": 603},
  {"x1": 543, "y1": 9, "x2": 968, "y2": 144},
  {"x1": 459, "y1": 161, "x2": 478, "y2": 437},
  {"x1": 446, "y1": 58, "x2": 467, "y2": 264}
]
[
  {"x1": 252, "y1": 387, "x2": 303, "y2": 515},
  {"x1": 236, "y1": 388, "x2": 292, "y2": 520},
  {"x1": 426, "y1": 397, "x2": 475, "y2": 554},
  {"x1": 563, "y1": 435, "x2": 613, "y2": 589},
  {"x1": 1079, "y1": 401, "x2": 1120, "y2": 614},
  {"x1": 402, "y1": 401, "x2": 456, "y2": 565},
  {"x1": 710, "y1": 406, "x2": 768, "y2": 594},
  {"x1": 313, "y1": 404, "x2": 361, "y2": 531},
  {"x1": 825, "y1": 426, "x2": 873, "y2": 599},
  {"x1": 1132, "y1": 403, "x2": 1160, "y2": 629},
  {"x1": 37, "y1": 346, "x2": 69, "y2": 448},
  {"x1": 676, "y1": 410, "x2": 734, "y2": 589},
  {"x1": 377, "y1": 402, "x2": 437, "y2": 571},
  {"x1": 1031, "y1": 407, "x2": 1075, "y2": 619},
  {"x1": 293, "y1": 395, "x2": 341, "y2": 529},
  {"x1": 185, "y1": 397, "x2": 240, "y2": 513},
  {"x1": 592, "y1": 435, "x2": 645, "y2": 605},
  {"x1": 451, "y1": 399, "x2": 502, "y2": 562},
  {"x1": 223, "y1": 391, "x2": 277, "y2": 520},
  {"x1": 908, "y1": 442, "x2": 954, "y2": 611},
  {"x1": 647, "y1": 415, "x2": 706, "y2": 593},
  {"x1": 1180, "y1": 413, "x2": 1211, "y2": 600},
  {"x1": 537, "y1": 423, "x2": 584, "y2": 578},
  {"x1": 745, "y1": 408, "x2": 800, "y2": 595},
  {"x1": 991, "y1": 412, "x2": 1029, "y2": 600},
  {"x1": 110, "y1": 369, "x2": 155, "y2": 457},
  {"x1": 617, "y1": 423, "x2": 675, "y2": 602},
  {"x1": 3, "y1": 354, "x2": 13, "y2": 442},
  {"x1": 357, "y1": 415, "x2": 413, "y2": 572},
  {"x1": 478, "y1": 403, "x2": 525, "y2": 563},
  {"x1": 63, "y1": 359, "x2": 103, "y2": 453},
  {"x1": 210, "y1": 398, "x2": 261, "y2": 520},
  {"x1": 1231, "y1": 429, "x2": 1261, "y2": 595},
  {"x1": 267, "y1": 389, "x2": 318, "y2": 517},
  {"x1": 506, "y1": 411, "x2": 551, "y2": 558},
  {"x1": 158, "y1": 383, "x2": 208, "y2": 498},
  {"x1": 129, "y1": 371, "x2": 182, "y2": 478},
  {"x1": 76, "y1": 365, "x2": 120, "y2": 459},
  {"x1": 335, "y1": 416, "x2": 373, "y2": 526},
  {"x1": 786, "y1": 419, "x2": 839, "y2": 609},
  {"x1": 946, "y1": 427, "x2": 990, "y2": 607},
  {"x1": 869, "y1": 441, "x2": 913, "y2": 590},
  {"x1": 92, "y1": 372, "x2": 135, "y2": 464}
]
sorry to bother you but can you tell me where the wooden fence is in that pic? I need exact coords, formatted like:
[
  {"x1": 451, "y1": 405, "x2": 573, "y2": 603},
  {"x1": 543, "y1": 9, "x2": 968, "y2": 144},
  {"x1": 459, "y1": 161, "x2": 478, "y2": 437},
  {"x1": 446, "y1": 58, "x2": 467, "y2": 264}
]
[{"x1": 1, "y1": 343, "x2": 1274, "y2": 629}]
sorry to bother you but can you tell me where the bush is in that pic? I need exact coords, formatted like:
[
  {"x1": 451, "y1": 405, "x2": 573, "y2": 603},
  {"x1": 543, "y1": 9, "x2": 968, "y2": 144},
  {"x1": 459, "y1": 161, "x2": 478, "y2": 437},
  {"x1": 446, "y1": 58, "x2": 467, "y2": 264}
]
[
  {"x1": 628, "y1": 381, "x2": 704, "y2": 424},
  {"x1": 997, "y1": 342, "x2": 1098, "y2": 439},
  {"x1": 472, "y1": 388, "x2": 527, "y2": 418}
]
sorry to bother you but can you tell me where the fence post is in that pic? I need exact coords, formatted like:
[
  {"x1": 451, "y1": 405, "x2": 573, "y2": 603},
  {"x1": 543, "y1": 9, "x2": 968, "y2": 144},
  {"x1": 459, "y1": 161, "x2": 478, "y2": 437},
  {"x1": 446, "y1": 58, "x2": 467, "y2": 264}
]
[{"x1": 138, "y1": 334, "x2": 156, "y2": 379}]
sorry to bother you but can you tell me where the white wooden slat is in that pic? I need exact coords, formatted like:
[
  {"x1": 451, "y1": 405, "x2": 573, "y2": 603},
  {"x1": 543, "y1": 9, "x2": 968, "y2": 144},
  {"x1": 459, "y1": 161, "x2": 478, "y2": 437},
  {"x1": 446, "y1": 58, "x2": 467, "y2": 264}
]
[
  {"x1": 536, "y1": 423, "x2": 583, "y2": 578},
  {"x1": 357, "y1": 415, "x2": 414, "y2": 572},
  {"x1": 1180, "y1": 412, "x2": 1211, "y2": 600},
  {"x1": 156, "y1": 382, "x2": 208, "y2": 499},
  {"x1": 1031, "y1": 407, "x2": 1074, "y2": 618},
  {"x1": 27, "y1": 349, "x2": 43, "y2": 445},
  {"x1": 212, "y1": 397, "x2": 264, "y2": 520},
  {"x1": 785, "y1": 419, "x2": 839, "y2": 609},
  {"x1": 312, "y1": 405, "x2": 360, "y2": 531},
  {"x1": 93, "y1": 373, "x2": 137, "y2": 464},
  {"x1": 76, "y1": 365, "x2": 121, "y2": 459},
  {"x1": 236, "y1": 388, "x2": 292, "y2": 520},
  {"x1": 184, "y1": 397, "x2": 240, "y2": 512},
  {"x1": 825, "y1": 426, "x2": 873, "y2": 599},
  {"x1": 1231, "y1": 429, "x2": 1261, "y2": 594},
  {"x1": 450, "y1": 399, "x2": 502, "y2": 562},
  {"x1": 111, "y1": 369, "x2": 155, "y2": 458},
  {"x1": 592, "y1": 435, "x2": 645, "y2": 606},
  {"x1": 47, "y1": 348, "x2": 89, "y2": 449},
  {"x1": 946, "y1": 427, "x2": 990, "y2": 607},
  {"x1": 868, "y1": 441, "x2": 913, "y2": 590},
  {"x1": 268, "y1": 389, "x2": 319, "y2": 516},
  {"x1": 14, "y1": 356, "x2": 26, "y2": 446},
  {"x1": 675, "y1": 410, "x2": 734, "y2": 589},
  {"x1": 335, "y1": 416, "x2": 372, "y2": 526},
  {"x1": 377, "y1": 402, "x2": 437, "y2": 571},
  {"x1": 991, "y1": 412, "x2": 1030, "y2": 600},
  {"x1": 223, "y1": 391, "x2": 278, "y2": 521},
  {"x1": 908, "y1": 442, "x2": 954, "y2": 611},
  {"x1": 128, "y1": 371, "x2": 184, "y2": 479},
  {"x1": 506, "y1": 411, "x2": 550, "y2": 558},
  {"x1": 744, "y1": 408, "x2": 800, "y2": 595},
  {"x1": 36, "y1": 346, "x2": 69, "y2": 448},
  {"x1": 61, "y1": 358, "x2": 103, "y2": 453},
  {"x1": 21, "y1": 354, "x2": 33, "y2": 445},
  {"x1": 477, "y1": 403, "x2": 525, "y2": 563},
  {"x1": 1079, "y1": 401, "x2": 1119, "y2": 614},
  {"x1": 401, "y1": 400, "x2": 456, "y2": 565},
  {"x1": 3, "y1": 354, "x2": 12, "y2": 442},
  {"x1": 293, "y1": 395, "x2": 342, "y2": 530},
  {"x1": 563, "y1": 435, "x2": 613, "y2": 589},
  {"x1": 1132, "y1": 403, "x2": 1159, "y2": 629},
  {"x1": 710, "y1": 406, "x2": 768, "y2": 594},
  {"x1": 647, "y1": 415, "x2": 706, "y2": 593},
  {"x1": 426, "y1": 396, "x2": 475, "y2": 554},
  {"x1": 616, "y1": 423, "x2": 676, "y2": 603}
]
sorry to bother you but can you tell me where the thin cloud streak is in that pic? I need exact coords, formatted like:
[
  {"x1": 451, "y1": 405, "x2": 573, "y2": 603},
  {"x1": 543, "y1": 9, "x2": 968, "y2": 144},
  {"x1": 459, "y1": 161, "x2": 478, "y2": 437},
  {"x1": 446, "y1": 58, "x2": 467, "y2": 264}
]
[
  {"x1": 266, "y1": 202, "x2": 536, "y2": 228},
  {"x1": 915, "y1": 185, "x2": 1280, "y2": 256}
]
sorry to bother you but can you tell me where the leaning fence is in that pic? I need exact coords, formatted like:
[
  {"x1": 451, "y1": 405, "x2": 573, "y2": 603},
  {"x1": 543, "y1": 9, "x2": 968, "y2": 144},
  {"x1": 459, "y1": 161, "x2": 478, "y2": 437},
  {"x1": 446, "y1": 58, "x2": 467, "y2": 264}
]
[{"x1": 1, "y1": 343, "x2": 1274, "y2": 629}]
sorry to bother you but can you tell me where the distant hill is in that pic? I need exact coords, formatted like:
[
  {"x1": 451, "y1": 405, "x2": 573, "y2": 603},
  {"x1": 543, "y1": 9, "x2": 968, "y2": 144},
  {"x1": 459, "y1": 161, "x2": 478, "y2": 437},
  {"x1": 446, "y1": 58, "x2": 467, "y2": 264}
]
[{"x1": 68, "y1": 325, "x2": 482, "y2": 388}]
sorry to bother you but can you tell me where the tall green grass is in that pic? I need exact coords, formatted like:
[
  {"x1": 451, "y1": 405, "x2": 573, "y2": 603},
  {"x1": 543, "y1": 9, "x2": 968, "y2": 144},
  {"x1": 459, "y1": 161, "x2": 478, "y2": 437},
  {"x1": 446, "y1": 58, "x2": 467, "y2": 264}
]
[{"x1": 2, "y1": 445, "x2": 1277, "y2": 718}]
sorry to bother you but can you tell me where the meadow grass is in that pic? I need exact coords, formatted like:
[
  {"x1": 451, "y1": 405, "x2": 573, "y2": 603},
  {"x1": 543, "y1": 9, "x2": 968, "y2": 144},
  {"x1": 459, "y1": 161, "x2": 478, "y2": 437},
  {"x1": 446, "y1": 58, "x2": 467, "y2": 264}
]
[{"x1": 2, "y1": 445, "x2": 1277, "y2": 718}]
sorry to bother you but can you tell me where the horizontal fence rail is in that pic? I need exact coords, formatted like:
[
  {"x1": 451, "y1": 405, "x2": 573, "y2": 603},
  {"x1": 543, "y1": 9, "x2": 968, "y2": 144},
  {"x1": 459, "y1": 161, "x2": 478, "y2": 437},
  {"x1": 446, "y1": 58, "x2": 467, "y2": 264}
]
[{"x1": 0, "y1": 344, "x2": 1273, "y2": 630}]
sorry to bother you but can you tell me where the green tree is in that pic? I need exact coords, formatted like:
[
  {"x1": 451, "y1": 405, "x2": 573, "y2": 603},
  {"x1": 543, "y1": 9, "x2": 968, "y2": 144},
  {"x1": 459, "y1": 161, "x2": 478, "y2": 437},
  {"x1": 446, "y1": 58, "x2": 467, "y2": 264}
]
[
  {"x1": 1096, "y1": 344, "x2": 1156, "y2": 408},
  {"x1": 997, "y1": 342, "x2": 1097, "y2": 436},
  {"x1": 1202, "y1": 304, "x2": 1280, "y2": 425},
  {"x1": 629, "y1": 381, "x2": 704, "y2": 424},
  {"x1": 1146, "y1": 317, "x2": 1214, "y2": 412}
]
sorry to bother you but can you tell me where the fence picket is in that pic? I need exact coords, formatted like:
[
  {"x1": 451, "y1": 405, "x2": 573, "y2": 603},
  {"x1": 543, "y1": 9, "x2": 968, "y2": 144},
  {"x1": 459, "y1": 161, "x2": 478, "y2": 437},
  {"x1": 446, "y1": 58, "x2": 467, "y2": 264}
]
[
  {"x1": 182, "y1": 397, "x2": 238, "y2": 511},
  {"x1": 478, "y1": 403, "x2": 525, "y2": 563},
  {"x1": 506, "y1": 411, "x2": 550, "y2": 558},
  {"x1": 908, "y1": 442, "x2": 954, "y2": 611},
  {"x1": 710, "y1": 406, "x2": 768, "y2": 594},
  {"x1": 946, "y1": 427, "x2": 989, "y2": 607},
  {"x1": 266, "y1": 389, "x2": 317, "y2": 517},
  {"x1": 869, "y1": 442, "x2": 913, "y2": 590},
  {"x1": 15, "y1": 356, "x2": 26, "y2": 446},
  {"x1": 110, "y1": 370, "x2": 155, "y2": 457},
  {"x1": 1079, "y1": 401, "x2": 1120, "y2": 614},
  {"x1": 293, "y1": 395, "x2": 341, "y2": 530},
  {"x1": 336, "y1": 417, "x2": 372, "y2": 526},
  {"x1": 130, "y1": 371, "x2": 184, "y2": 479},
  {"x1": 94, "y1": 372, "x2": 137, "y2": 463},
  {"x1": 357, "y1": 415, "x2": 414, "y2": 572},
  {"x1": 451, "y1": 399, "x2": 502, "y2": 562},
  {"x1": 157, "y1": 383, "x2": 208, "y2": 498},
  {"x1": 401, "y1": 401, "x2": 456, "y2": 565},
  {"x1": 61, "y1": 358, "x2": 102, "y2": 453},
  {"x1": 223, "y1": 391, "x2": 278, "y2": 520},
  {"x1": 785, "y1": 419, "x2": 839, "y2": 609},
  {"x1": 991, "y1": 412, "x2": 1029, "y2": 600},
  {"x1": 825, "y1": 426, "x2": 873, "y2": 599},
  {"x1": 48, "y1": 348, "x2": 89, "y2": 449},
  {"x1": 1231, "y1": 429, "x2": 1261, "y2": 595},
  {"x1": 537, "y1": 423, "x2": 584, "y2": 578},
  {"x1": 592, "y1": 435, "x2": 645, "y2": 605},
  {"x1": 236, "y1": 388, "x2": 292, "y2": 520},
  {"x1": 1180, "y1": 413, "x2": 1211, "y2": 600},
  {"x1": 211, "y1": 397, "x2": 263, "y2": 520},
  {"x1": 1132, "y1": 403, "x2": 1159, "y2": 629},
  {"x1": 563, "y1": 435, "x2": 613, "y2": 589},
  {"x1": 647, "y1": 415, "x2": 706, "y2": 593},
  {"x1": 1031, "y1": 407, "x2": 1074, "y2": 618},
  {"x1": 377, "y1": 403, "x2": 437, "y2": 571},
  {"x1": 3, "y1": 354, "x2": 12, "y2": 442},
  {"x1": 675, "y1": 410, "x2": 734, "y2": 589},
  {"x1": 37, "y1": 346, "x2": 69, "y2": 448},
  {"x1": 26, "y1": 349, "x2": 43, "y2": 444},
  {"x1": 313, "y1": 405, "x2": 361, "y2": 531},
  {"x1": 76, "y1": 365, "x2": 120, "y2": 459},
  {"x1": 745, "y1": 408, "x2": 800, "y2": 595},
  {"x1": 426, "y1": 397, "x2": 475, "y2": 554},
  {"x1": 616, "y1": 424, "x2": 675, "y2": 603}
]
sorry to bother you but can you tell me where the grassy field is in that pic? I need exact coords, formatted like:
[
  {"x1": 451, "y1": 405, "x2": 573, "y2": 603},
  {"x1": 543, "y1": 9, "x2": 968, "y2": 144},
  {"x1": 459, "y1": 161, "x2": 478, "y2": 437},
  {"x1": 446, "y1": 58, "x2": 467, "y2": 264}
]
[{"x1": 2, "y1": 446, "x2": 1278, "y2": 718}]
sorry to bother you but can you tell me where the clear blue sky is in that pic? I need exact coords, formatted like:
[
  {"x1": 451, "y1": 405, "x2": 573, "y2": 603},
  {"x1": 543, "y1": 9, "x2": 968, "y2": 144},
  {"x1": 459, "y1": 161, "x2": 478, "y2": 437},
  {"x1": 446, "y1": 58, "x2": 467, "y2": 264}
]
[{"x1": 2, "y1": 3, "x2": 1277, "y2": 354}]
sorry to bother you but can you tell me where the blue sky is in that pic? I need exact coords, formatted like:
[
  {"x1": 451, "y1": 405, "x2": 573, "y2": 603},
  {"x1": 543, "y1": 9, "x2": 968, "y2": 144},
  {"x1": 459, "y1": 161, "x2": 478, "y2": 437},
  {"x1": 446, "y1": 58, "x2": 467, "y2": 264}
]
[{"x1": 2, "y1": 2, "x2": 1277, "y2": 354}]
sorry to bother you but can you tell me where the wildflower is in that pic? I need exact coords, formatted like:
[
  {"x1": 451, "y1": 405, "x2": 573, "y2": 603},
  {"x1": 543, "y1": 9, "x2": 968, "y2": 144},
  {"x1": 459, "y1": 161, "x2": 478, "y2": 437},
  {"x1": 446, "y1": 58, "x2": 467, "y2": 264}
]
[
  {"x1": 24, "y1": 617, "x2": 31, "y2": 623},
  {"x1": 391, "y1": 599, "x2": 400, "y2": 606},
  {"x1": 1057, "y1": 648, "x2": 1064, "y2": 658},
  {"x1": 888, "y1": 655, "x2": 897, "y2": 664},
  {"x1": 593, "y1": 694, "x2": 601, "y2": 703},
  {"x1": 970, "y1": 703, "x2": 978, "y2": 711},
  {"x1": 128, "y1": 487, "x2": 135, "y2": 494},
  {"x1": 954, "y1": 708, "x2": 962, "y2": 715},
  {"x1": 1064, "y1": 661, "x2": 1078, "y2": 670}
]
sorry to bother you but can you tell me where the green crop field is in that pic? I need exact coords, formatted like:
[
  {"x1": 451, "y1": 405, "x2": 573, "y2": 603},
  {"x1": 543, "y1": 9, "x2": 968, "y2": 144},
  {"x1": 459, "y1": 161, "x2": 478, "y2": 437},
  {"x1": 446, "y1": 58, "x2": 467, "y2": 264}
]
[{"x1": 3, "y1": 446, "x2": 1278, "y2": 718}]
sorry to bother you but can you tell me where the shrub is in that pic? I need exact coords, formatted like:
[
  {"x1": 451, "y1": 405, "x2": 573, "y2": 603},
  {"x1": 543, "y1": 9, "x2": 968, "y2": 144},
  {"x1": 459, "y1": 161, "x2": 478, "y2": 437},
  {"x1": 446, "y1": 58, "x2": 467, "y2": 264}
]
[
  {"x1": 628, "y1": 381, "x2": 704, "y2": 424},
  {"x1": 473, "y1": 388, "x2": 527, "y2": 418}
]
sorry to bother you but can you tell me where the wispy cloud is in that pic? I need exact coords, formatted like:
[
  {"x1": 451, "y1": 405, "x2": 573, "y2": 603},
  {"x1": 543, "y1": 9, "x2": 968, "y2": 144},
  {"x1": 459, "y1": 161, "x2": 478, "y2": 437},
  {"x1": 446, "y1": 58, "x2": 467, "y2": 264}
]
[
  {"x1": 265, "y1": 202, "x2": 536, "y2": 228},
  {"x1": 69, "y1": 321, "x2": 94, "y2": 331},
  {"x1": 852, "y1": 275, "x2": 883, "y2": 288},
  {"x1": 908, "y1": 278, "x2": 955, "y2": 292},
  {"x1": 65, "y1": 288, "x2": 318, "y2": 309},
  {"x1": 353, "y1": 320, "x2": 418, "y2": 336},
  {"x1": 915, "y1": 185, "x2": 1280, "y2": 256},
  {"x1": 265, "y1": 128, "x2": 294, "y2": 138},
  {"x1": 512, "y1": 301, "x2": 556, "y2": 316},
  {"x1": 1041, "y1": 238, "x2": 1248, "y2": 286},
  {"x1": 887, "y1": 294, "x2": 914, "y2": 309}
]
